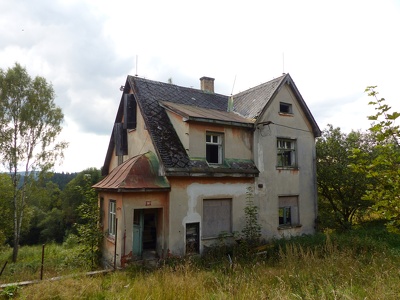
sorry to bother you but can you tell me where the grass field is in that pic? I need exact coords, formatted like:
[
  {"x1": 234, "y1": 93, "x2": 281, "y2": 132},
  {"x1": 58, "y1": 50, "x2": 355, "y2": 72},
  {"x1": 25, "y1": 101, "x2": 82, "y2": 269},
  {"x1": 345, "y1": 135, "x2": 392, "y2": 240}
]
[{"x1": 1, "y1": 222, "x2": 400, "y2": 299}]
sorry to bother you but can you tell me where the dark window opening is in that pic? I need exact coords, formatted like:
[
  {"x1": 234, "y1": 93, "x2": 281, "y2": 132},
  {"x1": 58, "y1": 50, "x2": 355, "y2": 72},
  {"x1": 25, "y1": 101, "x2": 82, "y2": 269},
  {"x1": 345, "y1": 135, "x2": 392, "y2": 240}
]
[
  {"x1": 206, "y1": 133, "x2": 223, "y2": 164},
  {"x1": 186, "y1": 223, "x2": 200, "y2": 254},
  {"x1": 280, "y1": 102, "x2": 292, "y2": 114}
]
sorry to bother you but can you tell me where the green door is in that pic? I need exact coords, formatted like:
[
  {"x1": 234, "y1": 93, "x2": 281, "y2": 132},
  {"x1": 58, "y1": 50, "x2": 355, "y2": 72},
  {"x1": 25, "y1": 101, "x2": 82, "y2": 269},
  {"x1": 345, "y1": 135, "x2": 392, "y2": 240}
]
[{"x1": 133, "y1": 210, "x2": 143, "y2": 257}]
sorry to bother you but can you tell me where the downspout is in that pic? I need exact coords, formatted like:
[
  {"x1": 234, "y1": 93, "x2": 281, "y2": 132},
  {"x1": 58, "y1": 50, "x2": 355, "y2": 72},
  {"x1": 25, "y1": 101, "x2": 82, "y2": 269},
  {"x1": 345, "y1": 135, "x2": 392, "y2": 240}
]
[{"x1": 312, "y1": 144, "x2": 319, "y2": 230}]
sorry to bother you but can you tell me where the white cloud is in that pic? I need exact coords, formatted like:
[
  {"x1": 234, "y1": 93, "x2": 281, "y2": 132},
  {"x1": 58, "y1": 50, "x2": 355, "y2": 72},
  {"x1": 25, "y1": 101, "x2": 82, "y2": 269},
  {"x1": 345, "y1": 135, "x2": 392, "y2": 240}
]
[{"x1": 1, "y1": 0, "x2": 400, "y2": 172}]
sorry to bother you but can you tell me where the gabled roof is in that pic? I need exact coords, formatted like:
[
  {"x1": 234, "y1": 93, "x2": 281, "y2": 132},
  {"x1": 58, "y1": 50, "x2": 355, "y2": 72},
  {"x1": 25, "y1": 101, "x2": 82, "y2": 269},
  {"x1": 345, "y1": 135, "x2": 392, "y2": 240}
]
[
  {"x1": 94, "y1": 152, "x2": 170, "y2": 192},
  {"x1": 233, "y1": 73, "x2": 321, "y2": 137},
  {"x1": 101, "y1": 73, "x2": 319, "y2": 177},
  {"x1": 233, "y1": 75, "x2": 286, "y2": 119}
]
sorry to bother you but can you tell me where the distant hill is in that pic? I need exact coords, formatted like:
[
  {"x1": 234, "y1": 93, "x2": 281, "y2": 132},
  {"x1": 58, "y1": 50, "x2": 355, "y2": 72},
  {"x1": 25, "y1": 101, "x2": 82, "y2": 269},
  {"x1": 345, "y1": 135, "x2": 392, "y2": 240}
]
[
  {"x1": 5, "y1": 171, "x2": 79, "y2": 190},
  {"x1": 48, "y1": 172, "x2": 78, "y2": 190}
]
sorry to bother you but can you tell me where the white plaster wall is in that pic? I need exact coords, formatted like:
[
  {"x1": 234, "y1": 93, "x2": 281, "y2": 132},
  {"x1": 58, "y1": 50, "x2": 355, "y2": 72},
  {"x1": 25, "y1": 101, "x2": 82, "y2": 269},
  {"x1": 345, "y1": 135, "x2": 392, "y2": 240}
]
[
  {"x1": 168, "y1": 178, "x2": 252, "y2": 255},
  {"x1": 255, "y1": 84, "x2": 318, "y2": 239},
  {"x1": 189, "y1": 123, "x2": 252, "y2": 160}
]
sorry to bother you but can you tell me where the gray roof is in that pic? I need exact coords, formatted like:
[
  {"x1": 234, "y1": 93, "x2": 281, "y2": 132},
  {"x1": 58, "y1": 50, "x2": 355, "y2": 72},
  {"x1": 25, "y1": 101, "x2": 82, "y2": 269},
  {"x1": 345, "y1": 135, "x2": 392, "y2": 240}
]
[
  {"x1": 102, "y1": 73, "x2": 319, "y2": 176},
  {"x1": 233, "y1": 75, "x2": 286, "y2": 119}
]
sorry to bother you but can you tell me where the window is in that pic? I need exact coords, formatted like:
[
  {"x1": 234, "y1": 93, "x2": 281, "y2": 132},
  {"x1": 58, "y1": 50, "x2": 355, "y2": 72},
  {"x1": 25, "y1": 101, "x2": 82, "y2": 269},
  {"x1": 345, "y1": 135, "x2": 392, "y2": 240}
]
[
  {"x1": 186, "y1": 223, "x2": 200, "y2": 254},
  {"x1": 279, "y1": 196, "x2": 299, "y2": 227},
  {"x1": 277, "y1": 138, "x2": 296, "y2": 167},
  {"x1": 203, "y1": 199, "x2": 232, "y2": 237},
  {"x1": 108, "y1": 200, "x2": 116, "y2": 236},
  {"x1": 206, "y1": 133, "x2": 223, "y2": 164},
  {"x1": 279, "y1": 102, "x2": 292, "y2": 114}
]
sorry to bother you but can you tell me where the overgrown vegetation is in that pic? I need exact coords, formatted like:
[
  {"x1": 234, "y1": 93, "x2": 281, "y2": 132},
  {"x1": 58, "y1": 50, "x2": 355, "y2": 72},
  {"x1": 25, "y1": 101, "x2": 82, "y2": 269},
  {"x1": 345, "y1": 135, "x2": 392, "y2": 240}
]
[
  {"x1": 240, "y1": 187, "x2": 261, "y2": 245},
  {"x1": 1, "y1": 223, "x2": 400, "y2": 299}
]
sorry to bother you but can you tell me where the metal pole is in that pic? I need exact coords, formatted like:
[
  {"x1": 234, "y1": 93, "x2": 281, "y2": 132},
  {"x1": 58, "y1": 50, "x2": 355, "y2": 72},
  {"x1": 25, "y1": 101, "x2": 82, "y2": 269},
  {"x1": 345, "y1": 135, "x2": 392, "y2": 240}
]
[
  {"x1": 114, "y1": 218, "x2": 118, "y2": 270},
  {"x1": 0, "y1": 261, "x2": 7, "y2": 276},
  {"x1": 40, "y1": 244, "x2": 45, "y2": 280}
]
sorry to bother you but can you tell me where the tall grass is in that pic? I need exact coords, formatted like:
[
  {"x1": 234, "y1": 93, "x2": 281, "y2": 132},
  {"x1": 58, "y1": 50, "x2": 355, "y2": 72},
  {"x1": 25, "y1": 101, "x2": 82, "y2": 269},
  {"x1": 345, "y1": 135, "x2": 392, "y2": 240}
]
[
  {"x1": 0, "y1": 243, "x2": 94, "y2": 284},
  {"x1": 2, "y1": 224, "x2": 400, "y2": 299}
]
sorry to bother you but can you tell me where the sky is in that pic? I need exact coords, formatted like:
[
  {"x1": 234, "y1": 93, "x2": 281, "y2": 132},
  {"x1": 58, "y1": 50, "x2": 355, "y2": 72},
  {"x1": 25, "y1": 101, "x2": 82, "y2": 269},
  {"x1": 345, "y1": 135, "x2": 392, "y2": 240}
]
[{"x1": 1, "y1": 0, "x2": 399, "y2": 173}]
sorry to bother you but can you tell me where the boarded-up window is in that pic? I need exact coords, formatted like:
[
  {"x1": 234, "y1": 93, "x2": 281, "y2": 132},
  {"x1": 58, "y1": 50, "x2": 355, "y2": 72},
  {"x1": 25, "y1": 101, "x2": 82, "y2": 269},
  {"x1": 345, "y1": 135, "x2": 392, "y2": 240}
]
[
  {"x1": 278, "y1": 196, "x2": 299, "y2": 226},
  {"x1": 203, "y1": 199, "x2": 232, "y2": 237}
]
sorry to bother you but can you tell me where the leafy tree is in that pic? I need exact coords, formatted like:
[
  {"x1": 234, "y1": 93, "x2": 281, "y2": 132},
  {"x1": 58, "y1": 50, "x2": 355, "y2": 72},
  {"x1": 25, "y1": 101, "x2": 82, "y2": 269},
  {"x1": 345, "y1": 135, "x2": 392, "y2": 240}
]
[
  {"x1": 24, "y1": 180, "x2": 64, "y2": 244},
  {"x1": 74, "y1": 174, "x2": 103, "y2": 269},
  {"x1": 62, "y1": 168, "x2": 101, "y2": 235},
  {"x1": 0, "y1": 174, "x2": 13, "y2": 245},
  {"x1": 0, "y1": 63, "x2": 67, "y2": 261},
  {"x1": 352, "y1": 87, "x2": 400, "y2": 234},
  {"x1": 316, "y1": 125, "x2": 374, "y2": 230}
]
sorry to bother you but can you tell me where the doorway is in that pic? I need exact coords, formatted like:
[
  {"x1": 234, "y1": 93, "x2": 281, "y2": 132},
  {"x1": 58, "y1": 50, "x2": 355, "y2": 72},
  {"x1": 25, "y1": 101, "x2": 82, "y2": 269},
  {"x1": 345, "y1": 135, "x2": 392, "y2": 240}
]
[{"x1": 133, "y1": 209, "x2": 157, "y2": 258}]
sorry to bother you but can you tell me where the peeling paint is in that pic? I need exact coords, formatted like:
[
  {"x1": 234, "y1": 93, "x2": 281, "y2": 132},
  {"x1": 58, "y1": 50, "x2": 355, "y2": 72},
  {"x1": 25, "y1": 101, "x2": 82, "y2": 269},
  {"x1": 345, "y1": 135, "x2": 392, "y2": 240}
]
[{"x1": 182, "y1": 182, "x2": 249, "y2": 227}]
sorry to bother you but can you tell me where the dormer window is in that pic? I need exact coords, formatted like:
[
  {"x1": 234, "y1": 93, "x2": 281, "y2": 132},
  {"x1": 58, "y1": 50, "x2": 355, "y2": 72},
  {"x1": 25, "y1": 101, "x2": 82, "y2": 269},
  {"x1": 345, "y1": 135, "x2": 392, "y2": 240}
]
[
  {"x1": 206, "y1": 133, "x2": 223, "y2": 164},
  {"x1": 279, "y1": 102, "x2": 292, "y2": 114}
]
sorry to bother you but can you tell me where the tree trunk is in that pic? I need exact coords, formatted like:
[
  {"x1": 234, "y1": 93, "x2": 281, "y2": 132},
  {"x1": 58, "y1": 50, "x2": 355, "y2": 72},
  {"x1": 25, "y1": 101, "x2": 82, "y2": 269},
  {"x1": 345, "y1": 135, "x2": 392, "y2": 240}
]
[{"x1": 12, "y1": 194, "x2": 19, "y2": 263}]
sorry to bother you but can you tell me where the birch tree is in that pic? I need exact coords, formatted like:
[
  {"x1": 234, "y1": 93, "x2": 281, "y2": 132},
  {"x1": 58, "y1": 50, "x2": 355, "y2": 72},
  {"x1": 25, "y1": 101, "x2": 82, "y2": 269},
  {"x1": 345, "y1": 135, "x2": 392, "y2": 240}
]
[{"x1": 0, "y1": 63, "x2": 67, "y2": 262}]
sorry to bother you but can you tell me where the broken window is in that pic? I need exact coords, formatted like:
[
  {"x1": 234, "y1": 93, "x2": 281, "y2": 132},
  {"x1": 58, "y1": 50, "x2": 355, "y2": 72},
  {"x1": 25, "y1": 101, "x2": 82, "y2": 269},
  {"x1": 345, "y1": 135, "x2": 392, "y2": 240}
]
[
  {"x1": 186, "y1": 223, "x2": 200, "y2": 254},
  {"x1": 108, "y1": 200, "x2": 116, "y2": 236},
  {"x1": 279, "y1": 102, "x2": 293, "y2": 114},
  {"x1": 203, "y1": 199, "x2": 232, "y2": 238},
  {"x1": 277, "y1": 138, "x2": 296, "y2": 167},
  {"x1": 206, "y1": 133, "x2": 223, "y2": 164},
  {"x1": 278, "y1": 196, "x2": 299, "y2": 227}
]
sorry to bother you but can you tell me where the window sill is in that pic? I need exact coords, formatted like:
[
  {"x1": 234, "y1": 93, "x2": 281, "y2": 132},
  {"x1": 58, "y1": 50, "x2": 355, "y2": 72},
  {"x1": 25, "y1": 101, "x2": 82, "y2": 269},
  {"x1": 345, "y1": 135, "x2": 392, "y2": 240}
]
[
  {"x1": 276, "y1": 166, "x2": 299, "y2": 170},
  {"x1": 106, "y1": 235, "x2": 116, "y2": 243},
  {"x1": 202, "y1": 233, "x2": 233, "y2": 240},
  {"x1": 278, "y1": 224, "x2": 302, "y2": 230},
  {"x1": 278, "y1": 112, "x2": 294, "y2": 117}
]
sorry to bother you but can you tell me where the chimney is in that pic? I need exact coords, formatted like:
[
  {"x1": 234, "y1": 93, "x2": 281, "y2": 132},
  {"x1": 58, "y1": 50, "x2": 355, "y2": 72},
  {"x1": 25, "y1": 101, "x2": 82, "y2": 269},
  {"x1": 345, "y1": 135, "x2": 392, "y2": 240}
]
[{"x1": 200, "y1": 76, "x2": 215, "y2": 93}]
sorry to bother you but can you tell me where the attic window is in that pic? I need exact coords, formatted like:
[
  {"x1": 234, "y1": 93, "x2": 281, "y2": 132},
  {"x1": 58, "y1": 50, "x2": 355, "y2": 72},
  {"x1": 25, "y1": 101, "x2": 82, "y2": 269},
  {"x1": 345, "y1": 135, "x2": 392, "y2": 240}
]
[{"x1": 279, "y1": 102, "x2": 292, "y2": 114}]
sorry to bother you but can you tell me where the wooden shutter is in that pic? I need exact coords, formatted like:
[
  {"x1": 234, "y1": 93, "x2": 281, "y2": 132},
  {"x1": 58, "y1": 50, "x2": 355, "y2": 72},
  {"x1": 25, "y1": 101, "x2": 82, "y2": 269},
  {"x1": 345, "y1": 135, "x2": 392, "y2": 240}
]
[
  {"x1": 203, "y1": 199, "x2": 232, "y2": 237},
  {"x1": 123, "y1": 94, "x2": 137, "y2": 130},
  {"x1": 114, "y1": 122, "x2": 128, "y2": 156}
]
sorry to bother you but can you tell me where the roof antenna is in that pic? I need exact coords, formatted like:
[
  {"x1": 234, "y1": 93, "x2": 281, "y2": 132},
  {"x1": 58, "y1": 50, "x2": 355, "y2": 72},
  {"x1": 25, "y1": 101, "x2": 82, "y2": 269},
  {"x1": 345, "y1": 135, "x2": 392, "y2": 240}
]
[
  {"x1": 282, "y1": 52, "x2": 285, "y2": 75},
  {"x1": 135, "y1": 55, "x2": 138, "y2": 76},
  {"x1": 230, "y1": 75, "x2": 236, "y2": 95}
]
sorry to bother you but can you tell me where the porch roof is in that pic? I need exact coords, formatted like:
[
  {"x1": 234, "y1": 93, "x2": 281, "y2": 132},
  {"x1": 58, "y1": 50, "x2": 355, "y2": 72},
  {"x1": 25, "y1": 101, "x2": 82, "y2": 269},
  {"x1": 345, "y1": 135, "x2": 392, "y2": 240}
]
[{"x1": 93, "y1": 152, "x2": 170, "y2": 192}]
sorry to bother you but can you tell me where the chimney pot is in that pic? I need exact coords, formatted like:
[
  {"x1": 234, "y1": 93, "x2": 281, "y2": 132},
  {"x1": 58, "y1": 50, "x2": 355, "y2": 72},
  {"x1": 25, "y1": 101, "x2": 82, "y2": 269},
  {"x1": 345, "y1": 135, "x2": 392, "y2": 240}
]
[{"x1": 200, "y1": 76, "x2": 215, "y2": 93}]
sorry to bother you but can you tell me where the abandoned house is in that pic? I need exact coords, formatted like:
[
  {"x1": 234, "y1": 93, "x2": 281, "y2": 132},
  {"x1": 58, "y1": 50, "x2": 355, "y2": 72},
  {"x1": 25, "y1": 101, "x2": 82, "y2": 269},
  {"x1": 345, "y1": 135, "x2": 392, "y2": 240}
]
[{"x1": 93, "y1": 73, "x2": 321, "y2": 267}]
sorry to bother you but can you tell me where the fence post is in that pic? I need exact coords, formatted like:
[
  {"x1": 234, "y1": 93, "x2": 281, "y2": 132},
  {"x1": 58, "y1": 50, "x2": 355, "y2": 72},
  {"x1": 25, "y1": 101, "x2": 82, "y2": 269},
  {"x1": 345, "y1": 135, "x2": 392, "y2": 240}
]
[
  {"x1": 40, "y1": 244, "x2": 45, "y2": 280},
  {"x1": 0, "y1": 261, "x2": 7, "y2": 276},
  {"x1": 114, "y1": 218, "x2": 118, "y2": 270}
]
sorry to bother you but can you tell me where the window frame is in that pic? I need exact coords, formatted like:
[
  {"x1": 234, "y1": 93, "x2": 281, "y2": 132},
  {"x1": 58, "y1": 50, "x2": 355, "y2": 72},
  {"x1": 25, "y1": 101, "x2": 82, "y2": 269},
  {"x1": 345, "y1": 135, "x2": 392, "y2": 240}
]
[
  {"x1": 206, "y1": 132, "x2": 224, "y2": 165},
  {"x1": 277, "y1": 138, "x2": 297, "y2": 168},
  {"x1": 278, "y1": 196, "x2": 300, "y2": 228},
  {"x1": 279, "y1": 102, "x2": 293, "y2": 114},
  {"x1": 202, "y1": 198, "x2": 232, "y2": 238},
  {"x1": 108, "y1": 200, "x2": 116, "y2": 236}
]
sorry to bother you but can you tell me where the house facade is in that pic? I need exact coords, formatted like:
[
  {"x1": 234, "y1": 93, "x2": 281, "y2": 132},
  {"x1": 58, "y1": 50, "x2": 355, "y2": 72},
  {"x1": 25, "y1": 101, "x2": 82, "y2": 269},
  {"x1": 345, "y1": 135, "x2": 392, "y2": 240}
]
[{"x1": 93, "y1": 73, "x2": 321, "y2": 267}]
